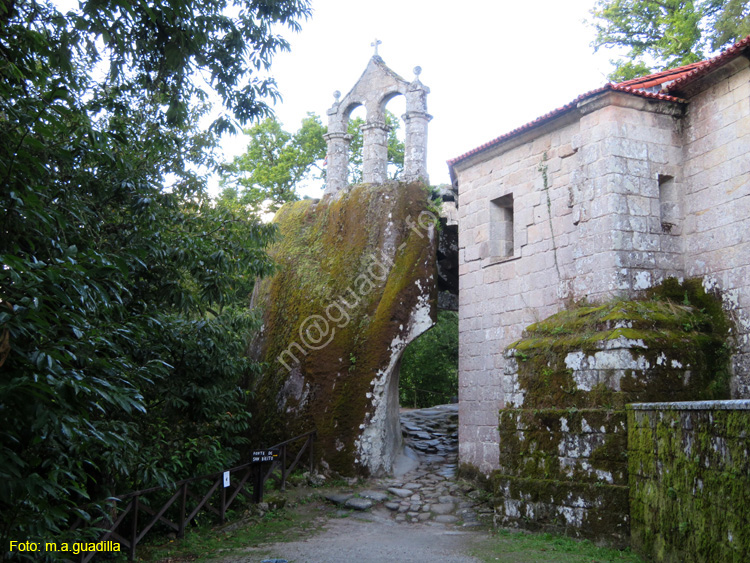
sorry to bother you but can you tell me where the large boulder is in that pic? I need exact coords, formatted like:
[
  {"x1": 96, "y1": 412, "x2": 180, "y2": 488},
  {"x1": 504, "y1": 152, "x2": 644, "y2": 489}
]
[{"x1": 250, "y1": 182, "x2": 437, "y2": 475}]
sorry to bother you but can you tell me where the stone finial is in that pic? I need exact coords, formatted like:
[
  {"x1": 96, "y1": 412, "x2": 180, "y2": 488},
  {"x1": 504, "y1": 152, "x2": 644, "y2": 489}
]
[
  {"x1": 333, "y1": 90, "x2": 341, "y2": 102},
  {"x1": 371, "y1": 38, "x2": 382, "y2": 56},
  {"x1": 413, "y1": 66, "x2": 422, "y2": 79}
]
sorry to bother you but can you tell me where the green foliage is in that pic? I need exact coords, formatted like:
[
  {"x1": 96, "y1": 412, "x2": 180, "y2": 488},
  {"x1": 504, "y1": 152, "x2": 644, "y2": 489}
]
[
  {"x1": 0, "y1": 0, "x2": 309, "y2": 554},
  {"x1": 590, "y1": 0, "x2": 750, "y2": 80},
  {"x1": 219, "y1": 113, "x2": 327, "y2": 213},
  {"x1": 399, "y1": 311, "x2": 458, "y2": 408},
  {"x1": 133, "y1": 504, "x2": 320, "y2": 561},
  {"x1": 219, "y1": 109, "x2": 406, "y2": 213}
]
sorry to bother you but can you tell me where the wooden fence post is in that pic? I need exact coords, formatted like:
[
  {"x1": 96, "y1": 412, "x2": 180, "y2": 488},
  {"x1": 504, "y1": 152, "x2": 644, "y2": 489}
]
[
  {"x1": 220, "y1": 477, "x2": 227, "y2": 523},
  {"x1": 178, "y1": 482, "x2": 187, "y2": 538},
  {"x1": 129, "y1": 496, "x2": 139, "y2": 561},
  {"x1": 253, "y1": 464, "x2": 263, "y2": 503},
  {"x1": 309, "y1": 434, "x2": 314, "y2": 472}
]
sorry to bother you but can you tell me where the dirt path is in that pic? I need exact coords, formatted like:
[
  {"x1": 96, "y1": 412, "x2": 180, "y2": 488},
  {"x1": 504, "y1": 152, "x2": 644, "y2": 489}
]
[
  {"x1": 222, "y1": 507, "x2": 487, "y2": 563},
  {"x1": 215, "y1": 405, "x2": 492, "y2": 563},
  {"x1": 149, "y1": 405, "x2": 643, "y2": 563}
]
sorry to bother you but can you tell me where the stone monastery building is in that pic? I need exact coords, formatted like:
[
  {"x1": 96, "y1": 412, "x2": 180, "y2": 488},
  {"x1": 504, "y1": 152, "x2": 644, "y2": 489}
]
[{"x1": 448, "y1": 36, "x2": 750, "y2": 475}]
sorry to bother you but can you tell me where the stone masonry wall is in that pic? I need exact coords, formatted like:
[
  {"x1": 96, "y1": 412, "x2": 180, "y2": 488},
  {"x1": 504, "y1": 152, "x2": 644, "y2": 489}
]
[
  {"x1": 629, "y1": 400, "x2": 750, "y2": 562},
  {"x1": 491, "y1": 292, "x2": 730, "y2": 545},
  {"x1": 495, "y1": 408, "x2": 629, "y2": 546},
  {"x1": 680, "y1": 60, "x2": 750, "y2": 397},
  {"x1": 455, "y1": 92, "x2": 687, "y2": 474}
]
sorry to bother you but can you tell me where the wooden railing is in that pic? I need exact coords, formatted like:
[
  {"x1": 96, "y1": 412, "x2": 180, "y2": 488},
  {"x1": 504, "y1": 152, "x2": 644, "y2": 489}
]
[{"x1": 74, "y1": 430, "x2": 316, "y2": 562}]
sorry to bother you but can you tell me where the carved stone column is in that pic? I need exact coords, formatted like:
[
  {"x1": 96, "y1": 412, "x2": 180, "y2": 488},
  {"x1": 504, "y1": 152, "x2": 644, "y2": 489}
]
[
  {"x1": 323, "y1": 131, "x2": 351, "y2": 195},
  {"x1": 324, "y1": 93, "x2": 351, "y2": 196},
  {"x1": 323, "y1": 55, "x2": 431, "y2": 192},
  {"x1": 403, "y1": 68, "x2": 431, "y2": 184},
  {"x1": 403, "y1": 110, "x2": 432, "y2": 184},
  {"x1": 361, "y1": 120, "x2": 390, "y2": 185}
]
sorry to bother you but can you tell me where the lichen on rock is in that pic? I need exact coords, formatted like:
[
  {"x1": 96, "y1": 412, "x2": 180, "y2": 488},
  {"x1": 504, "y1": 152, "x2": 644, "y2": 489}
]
[{"x1": 249, "y1": 182, "x2": 437, "y2": 476}]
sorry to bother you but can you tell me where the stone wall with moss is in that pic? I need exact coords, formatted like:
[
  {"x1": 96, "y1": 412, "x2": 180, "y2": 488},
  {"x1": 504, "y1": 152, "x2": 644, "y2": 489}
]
[
  {"x1": 629, "y1": 400, "x2": 750, "y2": 562},
  {"x1": 493, "y1": 280, "x2": 732, "y2": 545},
  {"x1": 495, "y1": 408, "x2": 629, "y2": 545},
  {"x1": 250, "y1": 182, "x2": 437, "y2": 476}
]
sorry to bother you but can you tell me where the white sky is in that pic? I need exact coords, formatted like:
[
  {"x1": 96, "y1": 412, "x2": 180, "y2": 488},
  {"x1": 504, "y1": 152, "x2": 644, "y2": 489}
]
[
  {"x1": 53, "y1": 0, "x2": 625, "y2": 197},
  {"x1": 219, "y1": 0, "x2": 623, "y2": 197}
]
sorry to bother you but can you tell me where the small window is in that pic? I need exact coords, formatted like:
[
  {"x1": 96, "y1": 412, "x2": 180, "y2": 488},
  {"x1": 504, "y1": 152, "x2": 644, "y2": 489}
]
[
  {"x1": 658, "y1": 175, "x2": 679, "y2": 233},
  {"x1": 490, "y1": 194, "x2": 514, "y2": 258}
]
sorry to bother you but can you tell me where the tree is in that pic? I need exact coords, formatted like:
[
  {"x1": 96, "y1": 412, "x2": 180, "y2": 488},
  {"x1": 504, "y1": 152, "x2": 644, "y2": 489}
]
[
  {"x1": 219, "y1": 110, "x2": 406, "y2": 211},
  {"x1": 399, "y1": 311, "x2": 459, "y2": 408},
  {"x1": 590, "y1": 0, "x2": 750, "y2": 81},
  {"x1": 219, "y1": 113, "x2": 327, "y2": 213},
  {"x1": 0, "y1": 0, "x2": 309, "y2": 551}
]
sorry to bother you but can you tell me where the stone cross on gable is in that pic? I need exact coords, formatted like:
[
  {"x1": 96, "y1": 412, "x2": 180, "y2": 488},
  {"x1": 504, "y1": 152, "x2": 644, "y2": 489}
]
[{"x1": 371, "y1": 38, "x2": 381, "y2": 56}]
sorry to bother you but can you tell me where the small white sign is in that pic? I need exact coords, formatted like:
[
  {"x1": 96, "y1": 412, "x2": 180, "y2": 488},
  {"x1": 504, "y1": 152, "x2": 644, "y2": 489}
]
[{"x1": 223, "y1": 471, "x2": 230, "y2": 488}]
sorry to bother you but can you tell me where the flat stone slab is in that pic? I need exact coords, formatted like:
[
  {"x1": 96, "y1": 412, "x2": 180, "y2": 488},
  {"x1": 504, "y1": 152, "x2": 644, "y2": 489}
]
[
  {"x1": 324, "y1": 493, "x2": 353, "y2": 506},
  {"x1": 359, "y1": 490, "x2": 389, "y2": 502},
  {"x1": 388, "y1": 487, "x2": 414, "y2": 498},
  {"x1": 384, "y1": 502, "x2": 400, "y2": 511},
  {"x1": 403, "y1": 482, "x2": 423, "y2": 490},
  {"x1": 434, "y1": 515, "x2": 459, "y2": 523},
  {"x1": 431, "y1": 503, "x2": 454, "y2": 515},
  {"x1": 345, "y1": 497, "x2": 373, "y2": 511}
]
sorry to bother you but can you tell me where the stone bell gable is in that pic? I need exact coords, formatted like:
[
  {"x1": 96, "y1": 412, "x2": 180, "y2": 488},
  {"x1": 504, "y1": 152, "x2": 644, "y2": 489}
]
[{"x1": 324, "y1": 54, "x2": 431, "y2": 194}]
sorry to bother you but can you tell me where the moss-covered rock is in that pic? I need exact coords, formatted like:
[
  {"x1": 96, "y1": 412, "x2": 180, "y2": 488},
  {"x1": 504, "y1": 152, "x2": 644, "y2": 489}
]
[{"x1": 250, "y1": 182, "x2": 437, "y2": 476}]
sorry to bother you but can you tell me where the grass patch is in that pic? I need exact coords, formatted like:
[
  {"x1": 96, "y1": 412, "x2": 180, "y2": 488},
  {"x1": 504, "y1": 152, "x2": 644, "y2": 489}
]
[
  {"x1": 471, "y1": 529, "x2": 645, "y2": 563},
  {"x1": 123, "y1": 500, "x2": 325, "y2": 561}
]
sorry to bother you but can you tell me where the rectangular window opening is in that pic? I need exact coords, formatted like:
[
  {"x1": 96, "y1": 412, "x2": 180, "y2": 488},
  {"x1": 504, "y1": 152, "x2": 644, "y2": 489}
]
[
  {"x1": 490, "y1": 193, "x2": 514, "y2": 259},
  {"x1": 658, "y1": 174, "x2": 679, "y2": 234}
]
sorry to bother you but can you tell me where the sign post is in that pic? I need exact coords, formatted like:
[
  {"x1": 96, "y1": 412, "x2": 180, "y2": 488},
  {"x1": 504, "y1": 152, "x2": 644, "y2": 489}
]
[{"x1": 251, "y1": 449, "x2": 279, "y2": 503}]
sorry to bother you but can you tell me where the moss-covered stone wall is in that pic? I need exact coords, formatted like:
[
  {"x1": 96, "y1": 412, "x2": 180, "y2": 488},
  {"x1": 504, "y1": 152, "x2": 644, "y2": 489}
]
[
  {"x1": 628, "y1": 400, "x2": 750, "y2": 562},
  {"x1": 250, "y1": 182, "x2": 437, "y2": 476},
  {"x1": 493, "y1": 280, "x2": 733, "y2": 546},
  {"x1": 494, "y1": 408, "x2": 629, "y2": 546}
]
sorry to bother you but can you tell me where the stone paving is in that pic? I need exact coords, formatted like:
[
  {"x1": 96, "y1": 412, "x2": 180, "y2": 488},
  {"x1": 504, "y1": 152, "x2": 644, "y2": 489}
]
[{"x1": 324, "y1": 404, "x2": 493, "y2": 527}]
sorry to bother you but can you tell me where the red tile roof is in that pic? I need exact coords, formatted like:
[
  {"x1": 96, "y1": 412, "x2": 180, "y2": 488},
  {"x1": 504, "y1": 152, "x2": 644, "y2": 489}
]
[
  {"x1": 664, "y1": 34, "x2": 750, "y2": 92},
  {"x1": 448, "y1": 34, "x2": 750, "y2": 170},
  {"x1": 615, "y1": 61, "x2": 705, "y2": 90}
]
